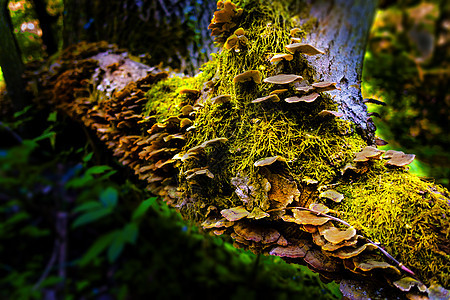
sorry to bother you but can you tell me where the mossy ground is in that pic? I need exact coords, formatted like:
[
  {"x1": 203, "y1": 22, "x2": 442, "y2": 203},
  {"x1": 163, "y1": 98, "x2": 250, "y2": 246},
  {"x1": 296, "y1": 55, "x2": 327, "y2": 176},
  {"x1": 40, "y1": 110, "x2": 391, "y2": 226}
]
[{"x1": 142, "y1": 0, "x2": 450, "y2": 288}]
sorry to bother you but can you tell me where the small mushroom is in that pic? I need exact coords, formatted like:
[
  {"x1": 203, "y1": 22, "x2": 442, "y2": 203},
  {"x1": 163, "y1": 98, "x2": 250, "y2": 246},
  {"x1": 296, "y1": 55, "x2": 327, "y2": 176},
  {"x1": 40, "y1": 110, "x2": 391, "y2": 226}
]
[
  {"x1": 233, "y1": 70, "x2": 262, "y2": 84},
  {"x1": 254, "y1": 155, "x2": 286, "y2": 167},
  {"x1": 319, "y1": 190, "x2": 344, "y2": 202},
  {"x1": 312, "y1": 82, "x2": 340, "y2": 92},
  {"x1": 353, "y1": 258, "x2": 401, "y2": 275},
  {"x1": 185, "y1": 168, "x2": 214, "y2": 179},
  {"x1": 234, "y1": 222, "x2": 280, "y2": 244},
  {"x1": 354, "y1": 146, "x2": 384, "y2": 162},
  {"x1": 234, "y1": 27, "x2": 245, "y2": 36},
  {"x1": 179, "y1": 88, "x2": 200, "y2": 97},
  {"x1": 263, "y1": 74, "x2": 303, "y2": 84},
  {"x1": 393, "y1": 277, "x2": 427, "y2": 293},
  {"x1": 252, "y1": 94, "x2": 280, "y2": 103},
  {"x1": 318, "y1": 110, "x2": 343, "y2": 118},
  {"x1": 291, "y1": 209, "x2": 330, "y2": 225},
  {"x1": 211, "y1": 94, "x2": 232, "y2": 105},
  {"x1": 285, "y1": 43, "x2": 325, "y2": 55},
  {"x1": 326, "y1": 243, "x2": 377, "y2": 259},
  {"x1": 221, "y1": 206, "x2": 250, "y2": 221},
  {"x1": 269, "y1": 89, "x2": 288, "y2": 95},
  {"x1": 269, "y1": 53, "x2": 294, "y2": 64},
  {"x1": 224, "y1": 34, "x2": 239, "y2": 50},
  {"x1": 285, "y1": 93, "x2": 319, "y2": 103},
  {"x1": 321, "y1": 226, "x2": 357, "y2": 244},
  {"x1": 269, "y1": 243, "x2": 310, "y2": 258},
  {"x1": 290, "y1": 28, "x2": 301, "y2": 36},
  {"x1": 384, "y1": 151, "x2": 415, "y2": 167},
  {"x1": 295, "y1": 85, "x2": 315, "y2": 93},
  {"x1": 308, "y1": 203, "x2": 330, "y2": 214}
]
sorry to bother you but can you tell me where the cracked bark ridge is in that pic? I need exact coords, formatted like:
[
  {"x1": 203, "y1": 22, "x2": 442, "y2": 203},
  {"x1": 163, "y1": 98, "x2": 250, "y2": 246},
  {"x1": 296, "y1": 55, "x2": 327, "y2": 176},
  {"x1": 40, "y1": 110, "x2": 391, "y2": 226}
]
[{"x1": 300, "y1": 0, "x2": 377, "y2": 142}]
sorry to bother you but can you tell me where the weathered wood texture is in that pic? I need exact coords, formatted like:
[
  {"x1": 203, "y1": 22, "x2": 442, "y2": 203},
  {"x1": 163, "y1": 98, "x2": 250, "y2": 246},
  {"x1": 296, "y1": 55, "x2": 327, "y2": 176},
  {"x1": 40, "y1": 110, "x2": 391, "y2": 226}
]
[{"x1": 300, "y1": 0, "x2": 377, "y2": 141}]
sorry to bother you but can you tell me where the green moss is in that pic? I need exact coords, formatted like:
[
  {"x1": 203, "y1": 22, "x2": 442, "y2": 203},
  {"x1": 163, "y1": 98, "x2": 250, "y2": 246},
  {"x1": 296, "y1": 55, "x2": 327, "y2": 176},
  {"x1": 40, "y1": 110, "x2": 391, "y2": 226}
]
[{"x1": 334, "y1": 164, "x2": 450, "y2": 287}]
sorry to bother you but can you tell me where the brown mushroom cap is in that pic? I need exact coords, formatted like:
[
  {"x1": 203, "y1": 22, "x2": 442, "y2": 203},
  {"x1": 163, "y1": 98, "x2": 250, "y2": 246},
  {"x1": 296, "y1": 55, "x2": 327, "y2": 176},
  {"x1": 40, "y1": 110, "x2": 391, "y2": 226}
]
[
  {"x1": 326, "y1": 243, "x2": 377, "y2": 259},
  {"x1": 290, "y1": 28, "x2": 301, "y2": 36},
  {"x1": 269, "y1": 53, "x2": 294, "y2": 64},
  {"x1": 321, "y1": 226, "x2": 357, "y2": 244},
  {"x1": 285, "y1": 43, "x2": 325, "y2": 55},
  {"x1": 269, "y1": 242, "x2": 310, "y2": 258},
  {"x1": 221, "y1": 206, "x2": 250, "y2": 221},
  {"x1": 295, "y1": 85, "x2": 315, "y2": 93},
  {"x1": 385, "y1": 151, "x2": 415, "y2": 167},
  {"x1": 393, "y1": 277, "x2": 427, "y2": 292},
  {"x1": 233, "y1": 70, "x2": 262, "y2": 84},
  {"x1": 251, "y1": 94, "x2": 280, "y2": 103},
  {"x1": 234, "y1": 27, "x2": 245, "y2": 36},
  {"x1": 318, "y1": 110, "x2": 343, "y2": 118},
  {"x1": 353, "y1": 258, "x2": 401, "y2": 275},
  {"x1": 211, "y1": 94, "x2": 232, "y2": 104},
  {"x1": 225, "y1": 34, "x2": 239, "y2": 50},
  {"x1": 312, "y1": 82, "x2": 340, "y2": 92},
  {"x1": 179, "y1": 88, "x2": 200, "y2": 96},
  {"x1": 247, "y1": 207, "x2": 270, "y2": 219},
  {"x1": 285, "y1": 93, "x2": 320, "y2": 103},
  {"x1": 319, "y1": 189, "x2": 344, "y2": 202},
  {"x1": 201, "y1": 217, "x2": 234, "y2": 229},
  {"x1": 185, "y1": 168, "x2": 214, "y2": 179},
  {"x1": 263, "y1": 74, "x2": 303, "y2": 84},
  {"x1": 269, "y1": 89, "x2": 288, "y2": 95},
  {"x1": 308, "y1": 203, "x2": 330, "y2": 214},
  {"x1": 291, "y1": 209, "x2": 330, "y2": 225},
  {"x1": 254, "y1": 155, "x2": 286, "y2": 167},
  {"x1": 234, "y1": 222, "x2": 280, "y2": 244},
  {"x1": 354, "y1": 146, "x2": 385, "y2": 162}
]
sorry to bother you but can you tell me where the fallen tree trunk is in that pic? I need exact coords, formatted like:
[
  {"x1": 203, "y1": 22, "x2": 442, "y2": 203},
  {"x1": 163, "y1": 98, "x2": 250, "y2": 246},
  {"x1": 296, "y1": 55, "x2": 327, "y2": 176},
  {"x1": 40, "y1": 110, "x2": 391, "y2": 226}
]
[{"x1": 27, "y1": 1, "x2": 449, "y2": 299}]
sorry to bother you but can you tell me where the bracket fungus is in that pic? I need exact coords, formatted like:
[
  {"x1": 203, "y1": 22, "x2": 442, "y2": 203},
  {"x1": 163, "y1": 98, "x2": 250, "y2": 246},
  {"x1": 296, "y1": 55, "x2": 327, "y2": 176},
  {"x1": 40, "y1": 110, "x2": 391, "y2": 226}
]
[
  {"x1": 211, "y1": 94, "x2": 232, "y2": 105},
  {"x1": 263, "y1": 74, "x2": 303, "y2": 84},
  {"x1": 269, "y1": 53, "x2": 294, "y2": 64},
  {"x1": 221, "y1": 206, "x2": 250, "y2": 221},
  {"x1": 383, "y1": 150, "x2": 415, "y2": 167},
  {"x1": 284, "y1": 93, "x2": 320, "y2": 103},
  {"x1": 311, "y1": 82, "x2": 340, "y2": 92},
  {"x1": 251, "y1": 94, "x2": 280, "y2": 103},
  {"x1": 234, "y1": 222, "x2": 280, "y2": 244},
  {"x1": 269, "y1": 244, "x2": 309, "y2": 258},
  {"x1": 354, "y1": 146, "x2": 385, "y2": 162},
  {"x1": 320, "y1": 226, "x2": 357, "y2": 244},
  {"x1": 318, "y1": 110, "x2": 343, "y2": 118},
  {"x1": 285, "y1": 43, "x2": 325, "y2": 55},
  {"x1": 254, "y1": 155, "x2": 286, "y2": 167},
  {"x1": 269, "y1": 89, "x2": 288, "y2": 95},
  {"x1": 233, "y1": 70, "x2": 262, "y2": 84},
  {"x1": 319, "y1": 189, "x2": 344, "y2": 203},
  {"x1": 290, "y1": 209, "x2": 330, "y2": 226}
]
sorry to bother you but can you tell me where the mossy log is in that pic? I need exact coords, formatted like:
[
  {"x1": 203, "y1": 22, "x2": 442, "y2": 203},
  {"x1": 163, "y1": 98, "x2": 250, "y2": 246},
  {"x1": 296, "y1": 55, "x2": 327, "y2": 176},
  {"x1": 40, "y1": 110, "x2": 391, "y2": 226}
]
[{"x1": 27, "y1": 1, "x2": 449, "y2": 299}]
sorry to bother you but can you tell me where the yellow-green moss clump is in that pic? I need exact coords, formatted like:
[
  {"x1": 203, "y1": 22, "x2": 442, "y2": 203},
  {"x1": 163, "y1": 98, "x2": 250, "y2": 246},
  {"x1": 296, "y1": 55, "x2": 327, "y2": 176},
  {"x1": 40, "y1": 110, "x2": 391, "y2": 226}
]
[
  {"x1": 139, "y1": 0, "x2": 449, "y2": 291},
  {"x1": 336, "y1": 164, "x2": 450, "y2": 287}
]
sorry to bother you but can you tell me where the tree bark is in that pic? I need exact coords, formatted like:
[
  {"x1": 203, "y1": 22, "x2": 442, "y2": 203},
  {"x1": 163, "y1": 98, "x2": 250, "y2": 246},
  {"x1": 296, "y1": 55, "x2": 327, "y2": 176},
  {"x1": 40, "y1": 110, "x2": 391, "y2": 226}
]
[
  {"x1": 62, "y1": 0, "x2": 217, "y2": 74},
  {"x1": 0, "y1": 0, "x2": 29, "y2": 111},
  {"x1": 29, "y1": 0, "x2": 450, "y2": 299},
  {"x1": 30, "y1": 0, "x2": 58, "y2": 56}
]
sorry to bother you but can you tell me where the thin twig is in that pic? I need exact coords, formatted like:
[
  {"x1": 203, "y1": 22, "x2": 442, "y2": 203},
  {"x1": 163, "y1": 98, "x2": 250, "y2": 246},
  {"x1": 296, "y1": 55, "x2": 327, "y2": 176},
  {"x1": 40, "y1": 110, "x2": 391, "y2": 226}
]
[
  {"x1": 33, "y1": 239, "x2": 59, "y2": 290},
  {"x1": 267, "y1": 206, "x2": 414, "y2": 275}
]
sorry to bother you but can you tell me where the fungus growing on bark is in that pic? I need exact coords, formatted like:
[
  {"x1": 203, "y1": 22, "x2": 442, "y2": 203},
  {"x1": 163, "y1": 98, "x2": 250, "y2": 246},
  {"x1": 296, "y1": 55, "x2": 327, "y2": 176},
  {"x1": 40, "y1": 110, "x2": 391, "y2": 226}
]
[
  {"x1": 319, "y1": 189, "x2": 344, "y2": 202},
  {"x1": 318, "y1": 110, "x2": 343, "y2": 118},
  {"x1": 211, "y1": 94, "x2": 232, "y2": 105},
  {"x1": 233, "y1": 70, "x2": 262, "y2": 84},
  {"x1": 224, "y1": 34, "x2": 239, "y2": 49},
  {"x1": 179, "y1": 88, "x2": 200, "y2": 97},
  {"x1": 284, "y1": 93, "x2": 320, "y2": 103},
  {"x1": 180, "y1": 105, "x2": 194, "y2": 116},
  {"x1": 353, "y1": 258, "x2": 400, "y2": 275},
  {"x1": 201, "y1": 217, "x2": 234, "y2": 229},
  {"x1": 285, "y1": 43, "x2": 325, "y2": 55},
  {"x1": 234, "y1": 222, "x2": 280, "y2": 244},
  {"x1": 221, "y1": 206, "x2": 250, "y2": 221},
  {"x1": 251, "y1": 94, "x2": 280, "y2": 103},
  {"x1": 309, "y1": 203, "x2": 331, "y2": 214},
  {"x1": 247, "y1": 207, "x2": 270, "y2": 219},
  {"x1": 185, "y1": 168, "x2": 214, "y2": 179},
  {"x1": 393, "y1": 277, "x2": 427, "y2": 292},
  {"x1": 291, "y1": 209, "x2": 330, "y2": 225},
  {"x1": 269, "y1": 89, "x2": 288, "y2": 95},
  {"x1": 295, "y1": 85, "x2": 315, "y2": 93},
  {"x1": 383, "y1": 150, "x2": 415, "y2": 167},
  {"x1": 290, "y1": 28, "x2": 301, "y2": 36},
  {"x1": 254, "y1": 155, "x2": 286, "y2": 167},
  {"x1": 326, "y1": 243, "x2": 377, "y2": 259},
  {"x1": 269, "y1": 241, "x2": 310, "y2": 258},
  {"x1": 312, "y1": 82, "x2": 340, "y2": 92},
  {"x1": 354, "y1": 146, "x2": 385, "y2": 162},
  {"x1": 320, "y1": 226, "x2": 357, "y2": 244},
  {"x1": 269, "y1": 53, "x2": 294, "y2": 64},
  {"x1": 263, "y1": 74, "x2": 303, "y2": 84},
  {"x1": 267, "y1": 173, "x2": 300, "y2": 208}
]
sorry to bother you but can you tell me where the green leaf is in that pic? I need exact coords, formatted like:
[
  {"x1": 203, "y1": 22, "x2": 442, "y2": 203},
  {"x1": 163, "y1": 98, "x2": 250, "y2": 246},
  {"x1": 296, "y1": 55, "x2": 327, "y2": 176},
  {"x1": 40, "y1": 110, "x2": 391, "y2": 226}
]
[
  {"x1": 108, "y1": 233, "x2": 125, "y2": 262},
  {"x1": 131, "y1": 197, "x2": 157, "y2": 221},
  {"x1": 72, "y1": 207, "x2": 112, "y2": 228},
  {"x1": 79, "y1": 231, "x2": 117, "y2": 266},
  {"x1": 86, "y1": 165, "x2": 111, "y2": 175},
  {"x1": 122, "y1": 223, "x2": 138, "y2": 244},
  {"x1": 82, "y1": 152, "x2": 93, "y2": 163},
  {"x1": 99, "y1": 186, "x2": 118, "y2": 208},
  {"x1": 47, "y1": 111, "x2": 57, "y2": 122},
  {"x1": 32, "y1": 131, "x2": 55, "y2": 143},
  {"x1": 73, "y1": 201, "x2": 102, "y2": 213}
]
